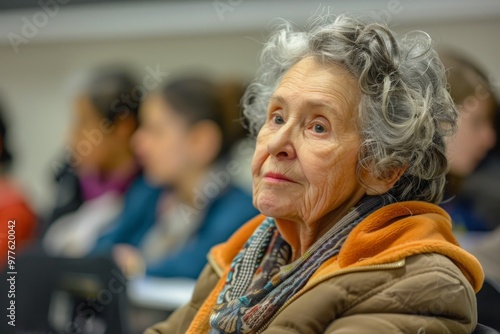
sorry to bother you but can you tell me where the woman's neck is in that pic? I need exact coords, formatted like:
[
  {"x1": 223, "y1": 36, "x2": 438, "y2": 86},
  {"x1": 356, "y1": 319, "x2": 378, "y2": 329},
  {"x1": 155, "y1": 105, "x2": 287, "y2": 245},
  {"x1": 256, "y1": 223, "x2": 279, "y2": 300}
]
[{"x1": 275, "y1": 191, "x2": 366, "y2": 262}]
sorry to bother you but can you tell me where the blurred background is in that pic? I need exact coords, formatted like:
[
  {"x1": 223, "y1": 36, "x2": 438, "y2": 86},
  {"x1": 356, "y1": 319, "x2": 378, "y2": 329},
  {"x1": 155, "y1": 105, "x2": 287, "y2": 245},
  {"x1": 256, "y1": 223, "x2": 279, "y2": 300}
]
[{"x1": 0, "y1": 0, "x2": 499, "y2": 212}]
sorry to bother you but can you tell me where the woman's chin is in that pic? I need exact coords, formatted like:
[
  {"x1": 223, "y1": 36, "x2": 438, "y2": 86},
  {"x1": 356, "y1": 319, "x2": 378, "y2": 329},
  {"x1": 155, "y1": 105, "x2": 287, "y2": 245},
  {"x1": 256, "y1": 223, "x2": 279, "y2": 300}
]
[{"x1": 255, "y1": 195, "x2": 295, "y2": 219}]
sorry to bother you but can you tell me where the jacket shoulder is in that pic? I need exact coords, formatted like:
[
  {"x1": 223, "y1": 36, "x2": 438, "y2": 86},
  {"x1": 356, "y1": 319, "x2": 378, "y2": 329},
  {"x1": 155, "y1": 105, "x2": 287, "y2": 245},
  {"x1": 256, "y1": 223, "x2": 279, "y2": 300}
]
[
  {"x1": 338, "y1": 201, "x2": 484, "y2": 292},
  {"x1": 265, "y1": 253, "x2": 477, "y2": 334}
]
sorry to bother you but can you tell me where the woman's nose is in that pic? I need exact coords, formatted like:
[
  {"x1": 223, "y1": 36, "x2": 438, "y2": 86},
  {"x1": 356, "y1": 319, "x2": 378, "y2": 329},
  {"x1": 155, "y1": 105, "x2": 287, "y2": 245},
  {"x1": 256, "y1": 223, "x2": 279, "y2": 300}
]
[{"x1": 266, "y1": 125, "x2": 296, "y2": 160}]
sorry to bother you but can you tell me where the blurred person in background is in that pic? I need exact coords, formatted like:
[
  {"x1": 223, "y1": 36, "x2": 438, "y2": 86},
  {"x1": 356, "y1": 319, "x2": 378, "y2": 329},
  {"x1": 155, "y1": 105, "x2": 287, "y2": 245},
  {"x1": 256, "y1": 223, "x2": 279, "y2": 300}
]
[
  {"x1": 43, "y1": 66, "x2": 161, "y2": 257},
  {"x1": 0, "y1": 101, "x2": 37, "y2": 268},
  {"x1": 440, "y1": 51, "x2": 498, "y2": 232},
  {"x1": 460, "y1": 107, "x2": 500, "y2": 232},
  {"x1": 464, "y1": 112, "x2": 500, "y2": 285},
  {"x1": 440, "y1": 51, "x2": 500, "y2": 330},
  {"x1": 91, "y1": 77, "x2": 258, "y2": 279}
]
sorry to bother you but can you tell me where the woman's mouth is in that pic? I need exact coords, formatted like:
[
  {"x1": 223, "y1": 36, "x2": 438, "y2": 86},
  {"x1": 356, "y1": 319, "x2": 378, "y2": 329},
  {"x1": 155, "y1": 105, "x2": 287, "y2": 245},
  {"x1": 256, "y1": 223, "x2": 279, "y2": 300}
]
[{"x1": 264, "y1": 172, "x2": 295, "y2": 183}]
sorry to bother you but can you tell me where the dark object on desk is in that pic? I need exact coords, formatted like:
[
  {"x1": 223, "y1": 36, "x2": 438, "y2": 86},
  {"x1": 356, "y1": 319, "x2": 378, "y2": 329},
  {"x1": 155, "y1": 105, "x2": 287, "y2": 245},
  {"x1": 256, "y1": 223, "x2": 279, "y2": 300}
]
[
  {"x1": 476, "y1": 278, "x2": 500, "y2": 331},
  {"x1": 0, "y1": 250, "x2": 129, "y2": 334},
  {"x1": 473, "y1": 323, "x2": 500, "y2": 334}
]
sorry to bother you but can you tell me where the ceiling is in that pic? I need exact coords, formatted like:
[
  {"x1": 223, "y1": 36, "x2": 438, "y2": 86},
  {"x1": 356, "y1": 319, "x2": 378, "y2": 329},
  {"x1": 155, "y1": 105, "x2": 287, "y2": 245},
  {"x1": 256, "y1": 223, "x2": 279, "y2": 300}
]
[
  {"x1": 0, "y1": 0, "x2": 165, "y2": 11},
  {"x1": 1, "y1": 0, "x2": 499, "y2": 46}
]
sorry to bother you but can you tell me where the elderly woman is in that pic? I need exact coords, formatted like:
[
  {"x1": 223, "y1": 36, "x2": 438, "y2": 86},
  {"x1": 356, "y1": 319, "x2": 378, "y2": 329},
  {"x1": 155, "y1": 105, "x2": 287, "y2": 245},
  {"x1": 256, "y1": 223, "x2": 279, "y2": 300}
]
[{"x1": 145, "y1": 15, "x2": 483, "y2": 334}]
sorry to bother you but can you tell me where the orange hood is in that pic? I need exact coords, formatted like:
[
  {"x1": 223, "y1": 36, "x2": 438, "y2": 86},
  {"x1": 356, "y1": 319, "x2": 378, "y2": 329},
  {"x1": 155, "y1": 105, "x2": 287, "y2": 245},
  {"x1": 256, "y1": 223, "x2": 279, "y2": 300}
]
[{"x1": 209, "y1": 201, "x2": 483, "y2": 292}]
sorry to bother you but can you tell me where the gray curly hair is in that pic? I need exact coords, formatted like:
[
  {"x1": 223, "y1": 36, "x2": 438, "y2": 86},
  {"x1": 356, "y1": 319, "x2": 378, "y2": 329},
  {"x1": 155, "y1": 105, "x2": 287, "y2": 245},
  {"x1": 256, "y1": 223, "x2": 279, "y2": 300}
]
[{"x1": 242, "y1": 15, "x2": 458, "y2": 204}]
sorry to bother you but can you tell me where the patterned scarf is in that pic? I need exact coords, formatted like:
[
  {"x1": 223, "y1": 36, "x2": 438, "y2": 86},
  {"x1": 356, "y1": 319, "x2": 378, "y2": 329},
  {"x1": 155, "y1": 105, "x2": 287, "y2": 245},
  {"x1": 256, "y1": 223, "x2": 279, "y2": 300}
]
[{"x1": 209, "y1": 195, "x2": 390, "y2": 334}]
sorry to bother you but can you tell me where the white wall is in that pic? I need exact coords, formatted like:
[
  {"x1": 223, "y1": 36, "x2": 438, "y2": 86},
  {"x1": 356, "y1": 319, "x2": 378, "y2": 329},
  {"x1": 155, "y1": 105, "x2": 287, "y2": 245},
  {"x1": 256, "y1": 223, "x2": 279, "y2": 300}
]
[{"x1": 0, "y1": 1, "x2": 499, "y2": 212}]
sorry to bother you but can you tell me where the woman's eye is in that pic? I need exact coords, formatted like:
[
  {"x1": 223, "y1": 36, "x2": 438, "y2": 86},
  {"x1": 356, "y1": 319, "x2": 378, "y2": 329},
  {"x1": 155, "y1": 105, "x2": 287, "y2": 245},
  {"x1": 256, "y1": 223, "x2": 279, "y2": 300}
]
[
  {"x1": 313, "y1": 124, "x2": 326, "y2": 133},
  {"x1": 273, "y1": 115, "x2": 285, "y2": 125}
]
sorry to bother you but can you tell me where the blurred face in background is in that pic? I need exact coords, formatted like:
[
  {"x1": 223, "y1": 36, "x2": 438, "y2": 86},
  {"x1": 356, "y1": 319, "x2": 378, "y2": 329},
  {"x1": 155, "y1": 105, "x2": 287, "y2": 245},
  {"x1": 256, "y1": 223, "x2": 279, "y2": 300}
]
[
  {"x1": 446, "y1": 95, "x2": 496, "y2": 177},
  {"x1": 69, "y1": 95, "x2": 136, "y2": 175},
  {"x1": 69, "y1": 96, "x2": 116, "y2": 174},
  {"x1": 132, "y1": 93, "x2": 193, "y2": 186}
]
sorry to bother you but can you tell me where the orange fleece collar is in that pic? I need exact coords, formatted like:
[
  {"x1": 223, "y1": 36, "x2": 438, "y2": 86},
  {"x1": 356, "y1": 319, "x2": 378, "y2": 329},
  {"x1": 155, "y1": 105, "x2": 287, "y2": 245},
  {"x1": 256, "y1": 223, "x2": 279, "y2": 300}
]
[
  {"x1": 338, "y1": 201, "x2": 483, "y2": 291},
  {"x1": 209, "y1": 201, "x2": 484, "y2": 292}
]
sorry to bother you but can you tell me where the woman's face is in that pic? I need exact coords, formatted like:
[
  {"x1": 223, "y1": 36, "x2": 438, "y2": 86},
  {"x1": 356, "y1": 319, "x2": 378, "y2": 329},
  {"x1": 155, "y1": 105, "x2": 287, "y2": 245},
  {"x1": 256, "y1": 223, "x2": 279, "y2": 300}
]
[
  {"x1": 69, "y1": 96, "x2": 116, "y2": 173},
  {"x1": 446, "y1": 96, "x2": 496, "y2": 177},
  {"x1": 251, "y1": 57, "x2": 366, "y2": 226},
  {"x1": 132, "y1": 94, "x2": 192, "y2": 185}
]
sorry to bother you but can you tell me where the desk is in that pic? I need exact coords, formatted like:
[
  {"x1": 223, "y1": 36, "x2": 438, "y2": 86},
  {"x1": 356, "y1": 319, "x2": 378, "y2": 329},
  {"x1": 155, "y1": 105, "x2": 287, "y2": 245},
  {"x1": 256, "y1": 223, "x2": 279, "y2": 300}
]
[{"x1": 128, "y1": 277, "x2": 196, "y2": 310}]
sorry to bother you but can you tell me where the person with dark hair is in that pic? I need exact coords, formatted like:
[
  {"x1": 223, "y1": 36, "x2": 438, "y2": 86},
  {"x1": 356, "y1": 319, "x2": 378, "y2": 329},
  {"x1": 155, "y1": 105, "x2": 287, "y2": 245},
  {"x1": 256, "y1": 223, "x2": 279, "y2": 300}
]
[
  {"x1": 439, "y1": 51, "x2": 498, "y2": 232},
  {"x1": 0, "y1": 102, "x2": 37, "y2": 268},
  {"x1": 91, "y1": 77, "x2": 258, "y2": 279},
  {"x1": 438, "y1": 52, "x2": 500, "y2": 330},
  {"x1": 145, "y1": 15, "x2": 484, "y2": 334},
  {"x1": 464, "y1": 109, "x2": 500, "y2": 284},
  {"x1": 43, "y1": 66, "x2": 161, "y2": 257},
  {"x1": 0, "y1": 110, "x2": 13, "y2": 166}
]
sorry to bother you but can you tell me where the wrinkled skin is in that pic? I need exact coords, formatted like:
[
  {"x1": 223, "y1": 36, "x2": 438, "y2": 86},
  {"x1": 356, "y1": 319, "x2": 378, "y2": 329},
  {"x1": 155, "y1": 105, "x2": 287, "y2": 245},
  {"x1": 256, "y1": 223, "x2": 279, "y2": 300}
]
[{"x1": 251, "y1": 57, "x2": 373, "y2": 259}]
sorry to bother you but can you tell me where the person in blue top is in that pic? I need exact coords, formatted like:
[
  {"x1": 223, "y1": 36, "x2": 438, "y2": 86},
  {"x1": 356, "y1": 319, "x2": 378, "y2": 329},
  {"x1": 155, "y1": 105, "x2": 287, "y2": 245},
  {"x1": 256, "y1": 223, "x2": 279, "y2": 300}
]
[
  {"x1": 91, "y1": 77, "x2": 258, "y2": 279},
  {"x1": 439, "y1": 51, "x2": 498, "y2": 232}
]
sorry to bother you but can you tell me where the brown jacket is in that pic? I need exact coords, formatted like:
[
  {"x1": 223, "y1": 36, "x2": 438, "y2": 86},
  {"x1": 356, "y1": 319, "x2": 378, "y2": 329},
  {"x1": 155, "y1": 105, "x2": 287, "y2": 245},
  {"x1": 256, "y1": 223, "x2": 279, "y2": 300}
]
[{"x1": 145, "y1": 201, "x2": 484, "y2": 333}]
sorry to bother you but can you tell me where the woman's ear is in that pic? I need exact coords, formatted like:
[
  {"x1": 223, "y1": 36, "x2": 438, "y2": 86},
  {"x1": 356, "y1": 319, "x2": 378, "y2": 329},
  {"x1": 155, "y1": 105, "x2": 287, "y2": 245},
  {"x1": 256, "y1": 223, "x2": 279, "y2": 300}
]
[
  {"x1": 362, "y1": 165, "x2": 407, "y2": 196},
  {"x1": 188, "y1": 120, "x2": 223, "y2": 167}
]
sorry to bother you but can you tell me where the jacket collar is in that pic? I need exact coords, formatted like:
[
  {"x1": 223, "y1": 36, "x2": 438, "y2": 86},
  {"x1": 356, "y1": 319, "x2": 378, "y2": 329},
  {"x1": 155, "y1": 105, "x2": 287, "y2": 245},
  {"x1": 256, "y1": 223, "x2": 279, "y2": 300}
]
[{"x1": 208, "y1": 201, "x2": 484, "y2": 292}]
